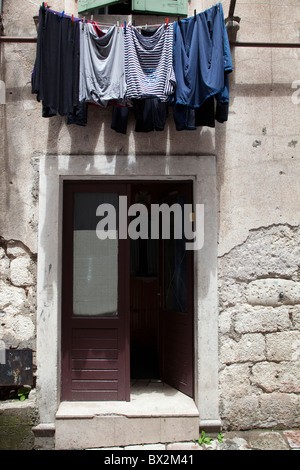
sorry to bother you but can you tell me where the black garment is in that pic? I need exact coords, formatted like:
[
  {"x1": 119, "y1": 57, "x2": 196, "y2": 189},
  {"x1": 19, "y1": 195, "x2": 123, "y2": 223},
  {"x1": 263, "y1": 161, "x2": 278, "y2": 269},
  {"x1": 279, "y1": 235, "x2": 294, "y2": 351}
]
[
  {"x1": 110, "y1": 98, "x2": 168, "y2": 134},
  {"x1": 215, "y1": 102, "x2": 229, "y2": 123},
  {"x1": 173, "y1": 104, "x2": 196, "y2": 131},
  {"x1": 195, "y1": 96, "x2": 216, "y2": 128},
  {"x1": 31, "y1": 7, "x2": 80, "y2": 117},
  {"x1": 133, "y1": 98, "x2": 168, "y2": 132},
  {"x1": 111, "y1": 105, "x2": 129, "y2": 134},
  {"x1": 67, "y1": 102, "x2": 88, "y2": 127},
  {"x1": 173, "y1": 95, "x2": 228, "y2": 130}
]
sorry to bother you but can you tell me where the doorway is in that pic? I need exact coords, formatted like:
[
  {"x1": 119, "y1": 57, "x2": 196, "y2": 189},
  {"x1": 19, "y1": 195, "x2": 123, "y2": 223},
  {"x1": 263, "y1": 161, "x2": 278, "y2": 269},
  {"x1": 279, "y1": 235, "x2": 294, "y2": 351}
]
[
  {"x1": 61, "y1": 180, "x2": 194, "y2": 401},
  {"x1": 130, "y1": 183, "x2": 160, "y2": 380}
]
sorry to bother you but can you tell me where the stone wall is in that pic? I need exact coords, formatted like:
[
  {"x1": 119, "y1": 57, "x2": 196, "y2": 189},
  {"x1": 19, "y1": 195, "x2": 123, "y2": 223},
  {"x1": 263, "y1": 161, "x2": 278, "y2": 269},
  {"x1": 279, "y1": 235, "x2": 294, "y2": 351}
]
[
  {"x1": 219, "y1": 224, "x2": 300, "y2": 429},
  {"x1": 0, "y1": 238, "x2": 36, "y2": 351}
]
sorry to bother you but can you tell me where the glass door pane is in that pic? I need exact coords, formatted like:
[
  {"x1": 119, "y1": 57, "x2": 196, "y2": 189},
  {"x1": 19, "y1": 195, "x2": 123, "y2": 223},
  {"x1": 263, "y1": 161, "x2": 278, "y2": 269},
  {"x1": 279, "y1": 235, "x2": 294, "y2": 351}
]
[{"x1": 73, "y1": 193, "x2": 119, "y2": 317}]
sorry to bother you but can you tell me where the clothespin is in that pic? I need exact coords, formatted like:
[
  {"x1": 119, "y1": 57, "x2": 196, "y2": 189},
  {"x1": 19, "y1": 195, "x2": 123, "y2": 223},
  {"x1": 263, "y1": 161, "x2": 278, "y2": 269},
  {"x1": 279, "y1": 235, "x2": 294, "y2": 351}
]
[
  {"x1": 124, "y1": 20, "x2": 126, "y2": 33},
  {"x1": 194, "y1": 9, "x2": 197, "y2": 20},
  {"x1": 82, "y1": 17, "x2": 85, "y2": 30},
  {"x1": 177, "y1": 16, "x2": 181, "y2": 25},
  {"x1": 58, "y1": 11, "x2": 64, "y2": 22},
  {"x1": 165, "y1": 18, "x2": 169, "y2": 29},
  {"x1": 72, "y1": 14, "x2": 74, "y2": 26}
]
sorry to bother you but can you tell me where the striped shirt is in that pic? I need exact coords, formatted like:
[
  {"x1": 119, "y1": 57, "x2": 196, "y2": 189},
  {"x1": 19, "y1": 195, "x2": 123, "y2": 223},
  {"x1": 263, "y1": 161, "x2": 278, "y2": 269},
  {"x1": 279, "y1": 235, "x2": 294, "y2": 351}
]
[{"x1": 124, "y1": 24, "x2": 176, "y2": 102}]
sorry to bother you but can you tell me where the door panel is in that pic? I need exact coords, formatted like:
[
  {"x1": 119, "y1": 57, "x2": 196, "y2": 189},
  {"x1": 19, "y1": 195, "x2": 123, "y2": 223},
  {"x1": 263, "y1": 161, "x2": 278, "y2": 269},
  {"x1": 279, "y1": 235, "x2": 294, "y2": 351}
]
[
  {"x1": 160, "y1": 183, "x2": 194, "y2": 398},
  {"x1": 61, "y1": 182, "x2": 130, "y2": 401}
]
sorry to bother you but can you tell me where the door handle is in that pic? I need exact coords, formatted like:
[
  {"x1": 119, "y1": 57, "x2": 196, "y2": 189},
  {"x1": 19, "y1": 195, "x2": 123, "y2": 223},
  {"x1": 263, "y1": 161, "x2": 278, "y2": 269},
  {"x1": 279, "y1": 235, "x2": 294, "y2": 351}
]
[{"x1": 157, "y1": 290, "x2": 162, "y2": 308}]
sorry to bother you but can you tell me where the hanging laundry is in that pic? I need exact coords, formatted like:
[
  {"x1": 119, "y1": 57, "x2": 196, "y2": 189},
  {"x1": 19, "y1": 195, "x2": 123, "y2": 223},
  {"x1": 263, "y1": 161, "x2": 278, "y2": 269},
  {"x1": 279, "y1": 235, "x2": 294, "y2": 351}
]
[
  {"x1": 80, "y1": 24, "x2": 126, "y2": 107},
  {"x1": 31, "y1": 5, "x2": 233, "y2": 133},
  {"x1": 133, "y1": 97, "x2": 168, "y2": 132},
  {"x1": 124, "y1": 24, "x2": 176, "y2": 103},
  {"x1": 173, "y1": 96, "x2": 216, "y2": 131},
  {"x1": 111, "y1": 105, "x2": 129, "y2": 135},
  {"x1": 173, "y1": 3, "x2": 232, "y2": 128},
  {"x1": 31, "y1": 7, "x2": 81, "y2": 118}
]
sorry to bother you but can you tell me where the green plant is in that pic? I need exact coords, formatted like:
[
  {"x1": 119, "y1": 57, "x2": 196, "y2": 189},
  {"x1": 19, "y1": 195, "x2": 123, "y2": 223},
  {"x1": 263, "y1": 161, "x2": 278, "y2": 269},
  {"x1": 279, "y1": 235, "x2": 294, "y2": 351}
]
[
  {"x1": 195, "y1": 430, "x2": 225, "y2": 447},
  {"x1": 198, "y1": 430, "x2": 213, "y2": 446},
  {"x1": 18, "y1": 387, "x2": 30, "y2": 402}
]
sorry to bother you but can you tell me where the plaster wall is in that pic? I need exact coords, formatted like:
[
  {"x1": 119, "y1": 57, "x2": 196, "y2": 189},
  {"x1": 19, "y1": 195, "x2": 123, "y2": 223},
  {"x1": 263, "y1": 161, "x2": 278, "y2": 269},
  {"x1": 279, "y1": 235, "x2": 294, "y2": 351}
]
[{"x1": 0, "y1": 0, "x2": 299, "y2": 433}]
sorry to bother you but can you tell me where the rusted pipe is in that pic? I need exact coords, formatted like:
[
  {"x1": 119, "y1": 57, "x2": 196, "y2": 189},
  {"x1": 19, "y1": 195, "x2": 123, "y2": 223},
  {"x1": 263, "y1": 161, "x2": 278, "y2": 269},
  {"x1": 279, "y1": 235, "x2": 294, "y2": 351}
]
[
  {"x1": 230, "y1": 41, "x2": 300, "y2": 48},
  {"x1": 0, "y1": 36, "x2": 299, "y2": 49},
  {"x1": 0, "y1": 36, "x2": 37, "y2": 42},
  {"x1": 228, "y1": 0, "x2": 237, "y2": 19}
]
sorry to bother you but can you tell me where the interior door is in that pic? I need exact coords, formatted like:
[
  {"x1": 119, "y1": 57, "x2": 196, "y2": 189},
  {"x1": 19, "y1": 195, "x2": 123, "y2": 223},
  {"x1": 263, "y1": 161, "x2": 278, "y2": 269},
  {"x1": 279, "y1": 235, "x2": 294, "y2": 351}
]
[
  {"x1": 159, "y1": 182, "x2": 194, "y2": 398},
  {"x1": 61, "y1": 181, "x2": 130, "y2": 401}
]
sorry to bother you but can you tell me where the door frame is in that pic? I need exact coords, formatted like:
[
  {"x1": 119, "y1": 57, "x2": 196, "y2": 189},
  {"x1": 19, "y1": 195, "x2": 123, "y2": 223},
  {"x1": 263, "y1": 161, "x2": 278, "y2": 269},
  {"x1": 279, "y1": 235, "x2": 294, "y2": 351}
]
[
  {"x1": 36, "y1": 154, "x2": 220, "y2": 431},
  {"x1": 61, "y1": 180, "x2": 194, "y2": 400}
]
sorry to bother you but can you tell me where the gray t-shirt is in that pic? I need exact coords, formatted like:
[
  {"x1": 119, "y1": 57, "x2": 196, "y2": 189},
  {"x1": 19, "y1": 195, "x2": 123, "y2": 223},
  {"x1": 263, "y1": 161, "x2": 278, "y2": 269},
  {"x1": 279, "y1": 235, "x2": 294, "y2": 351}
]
[{"x1": 79, "y1": 24, "x2": 126, "y2": 107}]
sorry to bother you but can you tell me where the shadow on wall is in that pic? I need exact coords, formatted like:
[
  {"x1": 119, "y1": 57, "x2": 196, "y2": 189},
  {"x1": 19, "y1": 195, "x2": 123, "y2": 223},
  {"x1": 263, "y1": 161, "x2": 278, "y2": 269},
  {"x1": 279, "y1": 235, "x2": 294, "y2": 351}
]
[{"x1": 51, "y1": 100, "x2": 216, "y2": 160}]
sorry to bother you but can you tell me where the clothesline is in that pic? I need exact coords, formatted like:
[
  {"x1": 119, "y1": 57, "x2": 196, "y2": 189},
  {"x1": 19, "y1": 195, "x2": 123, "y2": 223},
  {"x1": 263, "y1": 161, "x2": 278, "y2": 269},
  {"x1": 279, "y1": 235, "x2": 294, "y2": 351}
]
[
  {"x1": 39, "y1": 3, "x2": 220, "y2": 31},
  {"x1": 31, "y1": 3, "x2": 232, "y2": 134}
]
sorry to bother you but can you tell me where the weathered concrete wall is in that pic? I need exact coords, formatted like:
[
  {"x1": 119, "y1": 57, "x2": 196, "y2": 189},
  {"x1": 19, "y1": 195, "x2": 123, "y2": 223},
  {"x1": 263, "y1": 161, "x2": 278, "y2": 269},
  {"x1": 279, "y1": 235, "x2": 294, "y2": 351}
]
[
  {"x1": 219, "y1": 224, "x2": 300, "y2": 429},
  {"x1": 0, "y1": 0, "x2": 299, "y2": 438}
]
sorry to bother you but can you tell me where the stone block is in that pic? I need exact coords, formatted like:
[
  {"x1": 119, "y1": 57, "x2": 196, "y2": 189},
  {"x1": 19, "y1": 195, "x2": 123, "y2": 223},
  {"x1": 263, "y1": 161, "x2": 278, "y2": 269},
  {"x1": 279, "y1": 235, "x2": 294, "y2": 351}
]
[
  {"x1": 125, "y1": 444, "x2": 166, "y2": 450},
  {"x1": 266, "y1": 331, "x2": 300, "y2": 362},
  {"x1": 166, "y1": 441, "x2": 201, "y2": 450},
  {"x1": 220, "y1": 333, "x2": 265, "y2": 364},
  {"x1": 246, "y1": 431, "x2": 289, "y2": 451},
  {"x1": 160, "y1": 416, "x2": 199, "y2": 443},
  {"x1": 55, "y1": 416, "x2": 116, "y2": 450},
  {"x1": 10, "y1": 256, "x2": 34, "y2": 287},
  {"x1": 220, "y1": 395, "x2": 260, "y2": 430},
  {"x1": 247, "y1": 279, "x2": 300, "y2": 307},
  {"x1": 0, "y1": 313, "x2": 35, "y2": 344},
  {"x1": 251, "y1": 361, "x2": 300, "y2": 393},
  {"x1": 283, "y1": 430, "x2": 300, "y2": 450},
  {"x1": 234, "y1": 305, "x2": 291, "y2": 334},
  {"x1": 0, "y1": 282, "x2": 26, "y2": 316},
  {"x1": 258, "y1": 393, "x2": 300, "y2": 428},
  {"x1": 6, "y1": 243, "x2": 28, "y2": 258},
  {"x1": 219, "y1": 364, "x2": 252, "y2": 400},
  {"x1": 115, "y1": 416, "x2": 162, "y2": 447}
]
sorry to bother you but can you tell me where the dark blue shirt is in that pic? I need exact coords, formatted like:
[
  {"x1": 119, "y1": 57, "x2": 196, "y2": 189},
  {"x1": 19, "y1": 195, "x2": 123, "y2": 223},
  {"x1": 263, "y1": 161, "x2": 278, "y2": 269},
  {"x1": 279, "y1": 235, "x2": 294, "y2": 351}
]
[{"x1": 173, "y1": 3, "x2": 232, "y2": 108}]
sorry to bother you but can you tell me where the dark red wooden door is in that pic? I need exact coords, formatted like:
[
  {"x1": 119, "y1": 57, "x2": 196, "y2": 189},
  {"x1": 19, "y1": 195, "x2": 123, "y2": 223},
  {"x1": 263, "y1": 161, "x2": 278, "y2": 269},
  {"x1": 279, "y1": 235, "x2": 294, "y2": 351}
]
[
  {"x1": 61, "y1": 182, "x2": 130, "y2": 401},
  {"x1": 159, "y1": 183, "x2": 194, "y2": 398}
]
